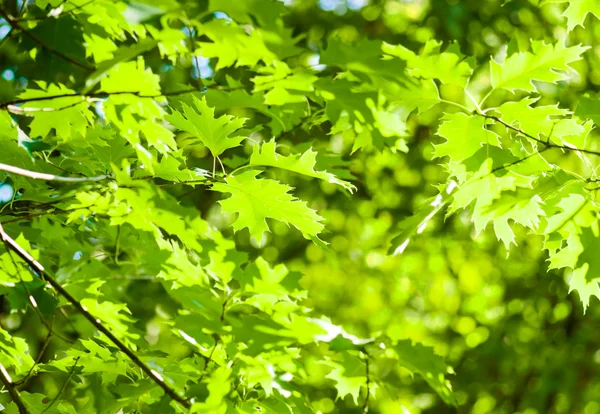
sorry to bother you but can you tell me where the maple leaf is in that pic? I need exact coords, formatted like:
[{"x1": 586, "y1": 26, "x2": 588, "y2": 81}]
[
  {"x1": 166, "y1": 96, "x2": 246, "y2": 157},
  {"x1": 383, "y1": 39, "x2": 473, "y2": 87},
  {"x1": 576, "y1": 227, "x2": 600, "y2": 282},
  {"x1": 496, "y1": 97, "x2": 591, "y2": 148},
  {"x1": 542, "y1": 0, "x2": 600, "y2": 31},
  {"x1": 489, "y1": 41, "x2": 588, "y2": 93},
  {"x1": 249, "y1": 139, "x2": 355, "y2": 192},
  {"x1": 394, "y1": 340, "x2": 456, "y2": 405},
  {"x1": 433, "y1": 113, "x2": 501, "y2": 162},
  {"x1": 211, "y1": 170, "x2": 325, "y2": 243},
  {"x1": 196, "y1": 19, "x2": 278, "y2": 70},
  {"x1": 569, "y1": 266, "x2": 600, "y2": 313},
  {"x1": 576, "y1": 93, "x2": 600, "y2": 125},
  {"x1": 324, "y1": 353, "x2": 366, "y2": 404},
  {"x1": 17, "y1": 82, "x2": 94, "y2": 141}
]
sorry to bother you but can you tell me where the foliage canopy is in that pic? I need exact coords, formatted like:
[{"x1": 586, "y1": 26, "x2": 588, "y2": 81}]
[{"x1": 1, "y1": 0, "x2": 600, "y2": 413}]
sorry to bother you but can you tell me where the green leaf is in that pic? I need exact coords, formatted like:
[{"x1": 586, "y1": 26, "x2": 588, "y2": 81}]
[
  {"x1": 316, "y1": 78, "x2": 403, "y2": 152},
  {"x1": 576, "y1": 227, "x2": 600, "y2": 282},
  {"x1": 166, "y1": 96, "x2": 246, "y2": 157},
  {"x1": 388, "y1": 182, "x2": 456, "y2": 255},
  {"x1": 569, "y1": 265, "x2": 600, "y2": 312},
  {"x1": 196, "y1": 19, "x2": 278, "y2": 70},
  {"x1": 489, "y1": 41, "x2": 588, "y2": 93},
  {"x1": 325, "y1": 353, "x2": 366, "y2": 404},
  {"x1": 394, "y1": 340, "x2": 456, "y2": 405},
  {"x1": 383, "y1": 39, "x2": 473, "y2": 87},
  {"x1": 252, "y1": 62, "x2": 317, "y2": 106},
  {"x1": 211, "y1": 170, "x2": 325, "y2": 243},
  {"x1": 542, "y1": 0, "x2": 600, "y2": 30},
  {"x1": 249, "y1": 139, "x2": 355, "y2": 192},
  {"x1": 321, "y1": 38, "x2": 406, "y2": 81},
  {"x1": 576, "y1": 94, "x2": 600, "y2": 125},
  {"x1": 83, "y1": 38, "x2": 158, "y2": 92},
  {"x1": 496, "y1": 97, "x2": 569, "y2": 138},
  {"x1": 190, "y1": 367, "x2": 232, "y2": 413},
  {"x1": 80, "y1": 298, "x2": 139, "y2": 347},
  {"x1": 0, "y1": 326, "x2": 34, "y2": 375},
  {"x1": 17, "y1": 82, "x2": 93, "y2": 141},
  {"x1": 208, "y1": 0, "x2": 286, "y2": 28},
  {"x1": 433, "y1": 113, "x2": 500, "y2": 162}
]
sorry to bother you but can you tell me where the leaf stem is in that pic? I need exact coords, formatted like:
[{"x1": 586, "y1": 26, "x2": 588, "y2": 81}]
[
  {"x1": 438, "y1": 99, "x2": 472, "y2": 113},
  {"x1": 479, "y1": 88, "x2": 494, "y2": 108}
]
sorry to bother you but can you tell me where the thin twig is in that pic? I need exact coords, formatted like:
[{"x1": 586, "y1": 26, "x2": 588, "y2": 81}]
[
  {"x1": 184, "y1": 22, "x2": 204, "y2": 89},
  {"x1": 547, "y1": 197, "x2": 589, "y2": 234},
  {"x1": 7, "y1": 100, "x2": 88, "y2": 114},
  {"x1": 482, "y1": 113, "x2": 600, "y2": 157},
  {"x1": 18, "y1": 0, "x2": 28, "y2": 17},
  {"x1": 0, "y1": 362, "x2": 29, "y2": 414},
  {"x1": 0, "y1": 83, "x2": 242, "y2": 109},
  {"x1": 14, "y1": 329, "x2": 52, "y2": 389},
  {"x1": 5, "y1": 247, "x2": 73, "y2": 344},
  {"x1": 0, "y1": 210, "x2": 65, "y2": 224},
  {"x1": 0, "y1": 224, "x2": 191, "y2": 409},
  {"x1": 0, "y1": 27, "x2": 15, "y2": 49},
  {"x1": 196, "y1": 296, "x2": 228, "y2": 384},
  {"x1": 0, "y1": 162, "x2": 112, "y2": 182},
  {"x1": 40, "y1": 357, "x2": 79, "y2": 414},
  {"x1": 489, "y1": 147, "x2": 550, "y2": 175},
  {"x1": 363, "y1": 352, "x2": 370, "y2": 413}
]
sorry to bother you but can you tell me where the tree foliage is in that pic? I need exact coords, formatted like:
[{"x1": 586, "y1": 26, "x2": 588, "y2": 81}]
[{"x1": 1, "y1": 0, "x2": 600, "y2": 413}]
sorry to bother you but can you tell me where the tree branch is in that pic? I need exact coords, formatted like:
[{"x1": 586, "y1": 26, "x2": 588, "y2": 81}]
[
  {"x1": 0, "y1": 162, "x2": 112, "y2": 182},
  {"x1": 0, "y1": 362, "x2": 29, "y2": 414},
  {"x1": 0, "y1": 224, "x2": 191, "y2": 410},
  {"x1": 0, "y1": 84, "x2": 241, "y2": 109},
  {"x1": 7, "y1": 100, "x2": 89, "y2": 114},
  {"x1": 0, "y1": 8, "x2": 95, "y2": 72}
]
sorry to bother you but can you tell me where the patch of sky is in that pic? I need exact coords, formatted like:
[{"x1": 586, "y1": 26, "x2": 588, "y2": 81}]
[
  {"x1": 2, "y1": 69, "x2": 14, "y2": 81},
  {"x1": 192, "y1": 56, "x2": 213, "y2": 79},
  {"x1": 0, "y1": 182, "x2": 14, "y2": 204},
  {"x1": 0, "y1": 22, "x2": 10, "y2": 40},
  {"x1": 348, "y1": 0, "x2": 368, "y2": 10},
  {"x1": 213, "y1": 12, "x2": 232, "y2": 21}
]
